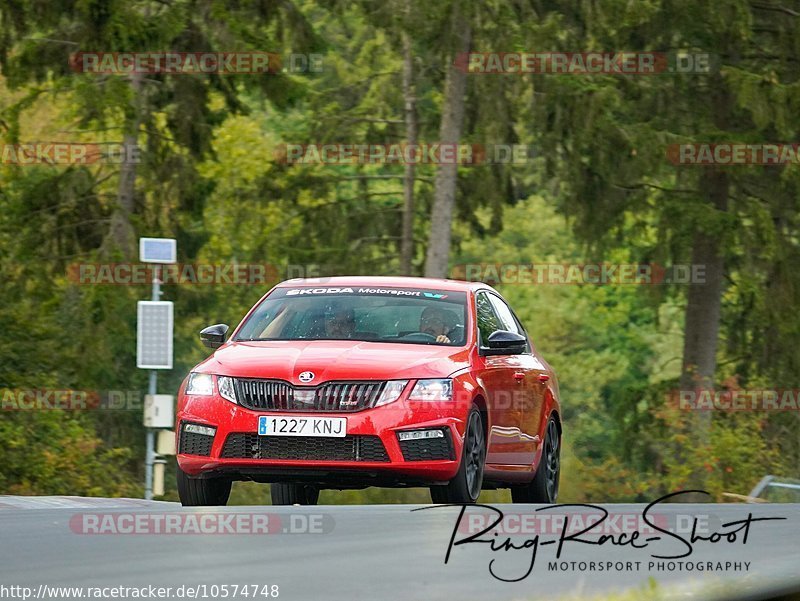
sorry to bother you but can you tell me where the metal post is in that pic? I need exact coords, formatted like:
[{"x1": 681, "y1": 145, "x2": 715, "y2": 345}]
[
  {"x1": 144, "y1": 379, "x2": 155, "y2": 500},
  {"x1": 144, "y1": 266, "x2": 162, "y2": 500}
]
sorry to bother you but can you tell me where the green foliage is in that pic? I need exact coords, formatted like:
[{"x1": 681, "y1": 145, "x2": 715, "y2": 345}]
[{"x1": 0, "y1": 412, "x2": 139, "y2": 497}]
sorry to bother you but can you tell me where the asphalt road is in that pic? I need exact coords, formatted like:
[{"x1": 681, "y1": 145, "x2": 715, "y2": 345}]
[{"x1": 1, "y1": 496, "x2": 798, "y2": 601}]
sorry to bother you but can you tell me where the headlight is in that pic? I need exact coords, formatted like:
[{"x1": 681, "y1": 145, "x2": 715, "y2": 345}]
[
  {"x1": 375, "y1": 380, "x2": 409, "y2": 406},
  {"x1": 408, "y1": 379, "x2": 453, "y2": 401},
  {"x1": 217, "y1": 376, "x2": 237, "y2": 404},
  {"x1": 185, "y1": 372, "x2": 214, "y2": 396}
]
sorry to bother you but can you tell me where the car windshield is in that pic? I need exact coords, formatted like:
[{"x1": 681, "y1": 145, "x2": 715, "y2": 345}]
[{"x1": 234, "y1": 286, "x2": 468, "y2": 346}]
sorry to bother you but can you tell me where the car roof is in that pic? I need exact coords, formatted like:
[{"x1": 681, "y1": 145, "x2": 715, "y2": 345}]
[{"x1": 275, "y1": 275, "x2": 492, "y2": 293}]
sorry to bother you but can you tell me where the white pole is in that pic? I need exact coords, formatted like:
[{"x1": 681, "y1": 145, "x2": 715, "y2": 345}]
[{"x1": 144, "y1": 265, "x2": 162, "y2": 500}]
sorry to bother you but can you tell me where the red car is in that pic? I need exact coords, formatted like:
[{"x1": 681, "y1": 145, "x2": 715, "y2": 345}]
[{"x1": 176, "y1": 276, "x2": 562, "y2": 505}]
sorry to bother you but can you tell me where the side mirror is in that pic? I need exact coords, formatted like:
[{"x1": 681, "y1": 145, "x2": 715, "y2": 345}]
[
  {"x1": 200, "y1": 324, "x2": 229, "y2": 349},
  {"x1": 484, "y1": 330, "x2": 527, "y2": 355}
]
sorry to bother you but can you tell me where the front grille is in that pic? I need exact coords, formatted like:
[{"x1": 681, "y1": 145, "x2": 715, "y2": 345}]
[
  {"x1": 232, "y1": 379, "x2": 387, "y2": 412},
  {"x1": 179, "y1": 423, "x2": 214, "y2": 456},
  {"x1": 221, "y1": 433, "x2": 390, "y2": 462},
  {"x1": 398, "y1": 431, "x2": 454, "y2": 461}
]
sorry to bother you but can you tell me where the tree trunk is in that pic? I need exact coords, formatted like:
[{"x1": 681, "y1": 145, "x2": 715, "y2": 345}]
[
  {"x1": 423, "y1": 7, "x2": 471, "y2": 278},
  {"x1": 680, "y1": 74, "x2": 731, "y2": 395},
  {"x1": 104, "y1": 71, "x2": 142, "y2": 258},
  {"x1": 400, "y1": 29, "x2": 417, "y2": 275},
  {"x1": 679, "y1": 78, "x2": 730, "y2": 494},
  {"x1": 679, "y1": 170, "x2": 728, "y2": 394}
]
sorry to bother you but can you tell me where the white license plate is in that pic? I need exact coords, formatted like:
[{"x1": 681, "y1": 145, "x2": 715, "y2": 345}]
[{"x1": 258, "y1": 415, "x2": 347, "y2": 438}]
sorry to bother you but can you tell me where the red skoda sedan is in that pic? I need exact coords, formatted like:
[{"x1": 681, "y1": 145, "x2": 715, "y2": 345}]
[{"x1": 176, "y1": 277, "x2": 562, "y2": 505}]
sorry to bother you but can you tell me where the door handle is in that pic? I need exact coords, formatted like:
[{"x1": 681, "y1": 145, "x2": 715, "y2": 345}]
[
  {"x1": 537, "y1": 373, "x2": 550, "y2": 383},
  {"x1": 513, "y1": 372, "x2": 525, "y2": 381}
]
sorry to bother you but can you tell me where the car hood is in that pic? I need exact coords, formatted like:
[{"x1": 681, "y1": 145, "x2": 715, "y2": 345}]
[{"x1": 196, "y1": 340, "x2": 472, "y2": 384}]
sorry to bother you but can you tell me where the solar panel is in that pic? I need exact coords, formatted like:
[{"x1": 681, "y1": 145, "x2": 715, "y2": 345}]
[
  {"x1": 139, "y1": 237, "x2": 177, "y2": 264},
  {"x1": 137, "y1": 301, "x2": 174, "y2": 369}
]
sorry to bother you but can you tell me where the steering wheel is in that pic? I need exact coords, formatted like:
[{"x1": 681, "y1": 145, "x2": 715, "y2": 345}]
[{"x1": 398, "y1": 332, "x2": 437, "y2": 342}]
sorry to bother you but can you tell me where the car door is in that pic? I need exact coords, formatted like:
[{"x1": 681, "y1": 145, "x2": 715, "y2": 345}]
[
  {"x1": 487, "y1": 293, "x2": 546, "y2": 466},
  {"x1": 474, "y1": 291, "x2": 530, "y2": 465}
]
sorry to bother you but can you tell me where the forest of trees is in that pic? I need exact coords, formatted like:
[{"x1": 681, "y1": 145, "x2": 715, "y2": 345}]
[{"x1": 0, "y1": 0, "x2": 798, "y2": 504}]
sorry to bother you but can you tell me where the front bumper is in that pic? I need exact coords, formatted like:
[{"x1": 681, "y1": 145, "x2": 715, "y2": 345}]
[{"x1": 176, "y1": 392, "x2": 469, "y2": 486}]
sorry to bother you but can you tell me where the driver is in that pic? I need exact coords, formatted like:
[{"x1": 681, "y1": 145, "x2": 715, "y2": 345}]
[
  {"x1": 324, "y1": 305, "x2": 356, "y2": 339},
  {"x1": 419, "y1": 306, "x2": 455, "y2": 344}
]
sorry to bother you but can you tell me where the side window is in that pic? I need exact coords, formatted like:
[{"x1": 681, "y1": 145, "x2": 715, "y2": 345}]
[
  {"x1": 489, "y1": 293, "x2": 531, "y2": 353},
  {"x1": 488, "y1": 294, "x2": 521, "y2": 335},
  {"x1": 475, "y1": 292, "x2": 503, "y2": 346}
]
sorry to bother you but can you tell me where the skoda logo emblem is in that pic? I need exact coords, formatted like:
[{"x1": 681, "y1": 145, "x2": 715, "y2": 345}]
[{"x1": 298, "y1": 371, "x2": 315, "y2": 383}]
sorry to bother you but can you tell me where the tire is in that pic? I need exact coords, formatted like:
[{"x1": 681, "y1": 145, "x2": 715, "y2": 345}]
[
  {"x1": 511, "y1": 416, "x2": 560, "y2": 503},
  {"x1": 429, "y1": 407, "x2": 486, "y2": 504},
  {"x1": 271, "y1": 483, "x2": 320, "y2": 505},
  {"x1": 177, "y1": 467, "x2": 231, "y2": 506}
]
